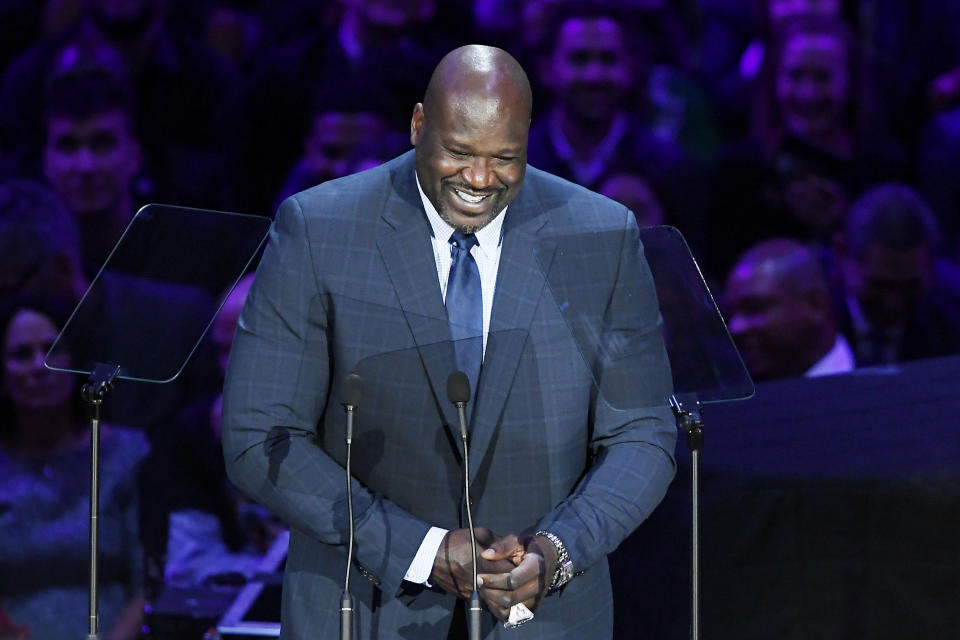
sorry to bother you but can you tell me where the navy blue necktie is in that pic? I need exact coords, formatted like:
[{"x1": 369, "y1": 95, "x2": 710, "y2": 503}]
[{"x1": 446, "y1": 231, "x2": 483, "y2": 403}]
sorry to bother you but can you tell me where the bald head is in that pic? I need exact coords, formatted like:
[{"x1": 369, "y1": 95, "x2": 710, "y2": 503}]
[
  {"x1": 411, "y1": 45, "x2": 531, "y2": 233},
  {"x1": 423, "y1": 45, "x2": 532, "y2": 122},
  {"x1": 731, "y1": 238, "x2": 829, "y2": 297}
]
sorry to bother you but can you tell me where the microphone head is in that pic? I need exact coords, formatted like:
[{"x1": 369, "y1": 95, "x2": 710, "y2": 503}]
[
  {"x1": 341, "y1": 373, "x2": 363, "y2": 408},
  {"x1": 446, "y1": 371, "x2": 471, "y2": 405}
]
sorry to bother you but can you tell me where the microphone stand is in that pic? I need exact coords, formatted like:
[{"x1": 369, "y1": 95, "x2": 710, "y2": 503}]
[
  {"x1": 447, "y1": 372, "x2": 482, "y2": 640},
  {"x1": 340, "y1": 374, "x2": 363, "y2": 640}
]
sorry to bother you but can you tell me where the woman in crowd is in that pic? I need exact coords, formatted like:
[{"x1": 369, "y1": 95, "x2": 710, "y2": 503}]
[
  {"x1": 0, "y1": 293, "x2": 148, "y2": 640},
  {"x1": 705, "y1": 14, "x2": 907, "y2": 280}
]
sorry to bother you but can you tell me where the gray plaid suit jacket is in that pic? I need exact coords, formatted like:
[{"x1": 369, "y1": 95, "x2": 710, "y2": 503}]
[{"x1": 222, "y1": 150, "x2": 677, "y2": 639}]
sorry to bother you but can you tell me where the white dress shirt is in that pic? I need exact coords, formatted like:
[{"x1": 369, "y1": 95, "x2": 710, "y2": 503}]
[
  {"x1": 805, "y1": 333, "x2": 856, "y2": 377},
  {"x1": 403, "y1": 174, "x2": 506, "y2": 585}
]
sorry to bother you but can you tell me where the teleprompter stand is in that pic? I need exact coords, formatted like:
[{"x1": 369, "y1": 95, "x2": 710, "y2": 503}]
[
  {"x1": 44, "y1": 205, "x2": 271, "y2": 638},
  {"x1": 542, "y1": 225, "x2": 753, "y2": 640},
  {"x1": 81, "y1": 363, "x2": 120, "y2": 639},
  {"x1": 639, "y1": 227, "x2": 753, "y2": 640},
  {"x1": 670, "y1": 393, "x2": 705, "y2": 640}
]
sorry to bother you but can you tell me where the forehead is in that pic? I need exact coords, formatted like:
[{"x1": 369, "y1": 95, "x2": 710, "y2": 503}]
[
  {"x1": 859, "y1": 244, "x2": 929, "y2": 278},
  {"x1": 46, "y1": 109, "x2": 134, "y2": 137},
  {"x1": 726, "y1": 262, "x2": 788, "y2": 300},
  {"x1": 769, "y1": 0, "x2": 840, "y2": 20},
  {"x1": 430, "y1": 89, "x2": 528, "y2": 148},
  {"x1": 782, "y1": 33, "x2": 847, "y2": 67},
  {"x1": 5, "y1": 309, "x2": 57, "y2": 347},
  {"x1": 556, "y1": 16, "x2": 626, "y2": 53}
]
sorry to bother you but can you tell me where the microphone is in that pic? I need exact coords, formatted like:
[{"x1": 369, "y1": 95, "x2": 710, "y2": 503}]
[
  {"x1": 446, "y1": 371, "x2": 481, "y2": 640},
  {"x1": 340, "y1": 374, "x2": 363, "y2": 640}
]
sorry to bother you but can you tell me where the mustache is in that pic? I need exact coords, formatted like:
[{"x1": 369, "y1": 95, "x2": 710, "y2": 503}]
[{"x1": 443, "y1": 181, "x2": 502, "y2": 196}]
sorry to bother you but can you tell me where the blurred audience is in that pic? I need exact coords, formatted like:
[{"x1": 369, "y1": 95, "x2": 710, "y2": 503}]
[
  {"x1": 0, "y1": 291, "x2": 148, "y2": 639},
  {"x1": 0, "y1": 0, "x2": 243, "y2": 208},
  {"x1": 706, "y1": 14, "x2": 906, "y2": 281},
  {"x1": 598, "y1": 170, "x2": 667, "y2": 228},
  {"x1": 274, "y1": 78, "x2": 407, "y2": 207},
  {"x1": 41, "y1": 67, "x2": 142, "y2": 269},
  {"x1": 527, "y1": 4, "x2": 681, "y2": 189},
  {"x1": 526, "y1": 3, "x2": 708, "y2": 255},
  {"x1": 725, "y1": 237, "x2": 853, "y2": 381},
  {"x1": 918, "y1": 105, "x2": 960, "y2": 259},
  {"x1": 140, "y1": 273, "x2": 280, "y2": 593},
  {"x1": 836, "y1": 184, "x2": 960, "y2": 365},
  {"x1": 0, "y1": 179, "x2": 219, "y2": 433},
  {"x1": 242, "y1": 0, "x2": 459, "y2": 213},
  {"x1": 698, "y1": 0, "x2": 851, "y2": 139}
]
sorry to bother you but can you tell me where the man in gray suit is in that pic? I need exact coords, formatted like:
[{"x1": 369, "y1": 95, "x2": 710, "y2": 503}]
[{"x1": 222, "y1": 45, "x2": 676, "y2": 639}]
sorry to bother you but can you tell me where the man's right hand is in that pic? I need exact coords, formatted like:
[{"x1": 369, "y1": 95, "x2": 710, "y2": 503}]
[{"x1": 430, "y1": 527, "x2": 516, "y2": 599}]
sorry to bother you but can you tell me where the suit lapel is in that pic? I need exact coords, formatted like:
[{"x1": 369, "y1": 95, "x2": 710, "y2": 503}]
[
  {"x1": 469, "y1": 183, "x2": 557, "y2": 482},
  {"x1": 377, "y1": 157, "x2": 462, "y2": 443}
]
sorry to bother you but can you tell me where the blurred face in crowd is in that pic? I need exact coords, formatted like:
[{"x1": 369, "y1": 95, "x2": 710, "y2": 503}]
[
  {"x1": 725, "y1": 260, "x2": 826, "y2": 380},
  {"x1": 89, "y1": 0, "x2": 165, "y2": 41},
  {"x1": 598, "y1": 173, "x2": 665, "y2": 227},
  {"x1": 3, "y1": 310, "x2": 73, "y2": 412},
  {"x1": 43, "y1": 108, "x2": 142, "y2": 219},
  {"x1": 411, "y1": 84, "x2": 529, "y2": 233},
  {"x1": 548, "y1": 16, "x2": 633, "y2": 123},
  {"x1": 768, "y1": 0, "x2": 840, "y2": 26},
  {"x1": 304, "y1": 112, "x2": 386, "y2": 182},
  {"x1": 341, "y1": 0, "x2": 436, "y2": 30},
  {"x1": 782, "y1": 172, "x2": 848, "y2": 238},
  {"x1": 843, "y1": 243, "x2": 932, "y2": 330},
  {"x1": 776, "y1": 32, "x2": 850, "y2": 141}
]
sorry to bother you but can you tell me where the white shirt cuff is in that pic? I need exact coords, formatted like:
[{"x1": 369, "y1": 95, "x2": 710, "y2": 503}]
[{"x1": 404, "y1": 526, "x2": 448, "y2": 585}]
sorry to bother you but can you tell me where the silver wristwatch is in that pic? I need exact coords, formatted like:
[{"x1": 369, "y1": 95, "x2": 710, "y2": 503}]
[{"x1": 535, "y1": 530, "x2": 573, "y2": 591}]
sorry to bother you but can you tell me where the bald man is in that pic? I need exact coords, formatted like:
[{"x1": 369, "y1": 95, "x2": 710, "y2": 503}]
[
  {"x1": 725, "y1": 238, "x2": 855, "y2": 380},
  {"x1": 222, "y1": 45, "x2": 676, "y2": 639}
]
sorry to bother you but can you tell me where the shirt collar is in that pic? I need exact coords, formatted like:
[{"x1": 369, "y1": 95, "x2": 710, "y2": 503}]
[
  {"x1": 805, "y1": 333, "x2": 856, "y2": 377},
  {"x1": 415, "y1": 171, "x2": 505, "y2": 253}
]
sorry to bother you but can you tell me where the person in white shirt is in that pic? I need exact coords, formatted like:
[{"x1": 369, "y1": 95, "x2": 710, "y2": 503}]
[{"x1": 724, "y1": 237, "x2": 854, "y2": 381}]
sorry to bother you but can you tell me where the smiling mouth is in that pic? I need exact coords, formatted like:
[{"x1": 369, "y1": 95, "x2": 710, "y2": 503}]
[{"x1": 451, "y1": 188, "x2": 493, "y2": 205}]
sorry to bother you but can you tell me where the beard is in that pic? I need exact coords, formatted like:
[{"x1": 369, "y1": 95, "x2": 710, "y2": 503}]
[{"x1": 434, "y1": 178, "x2": 507, "y2": 234}]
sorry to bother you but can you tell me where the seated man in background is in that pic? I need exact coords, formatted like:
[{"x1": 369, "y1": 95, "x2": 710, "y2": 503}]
[
  {"x1": 725, "y1": 237, "x2": 854, "y2": 381},
  {"x1": 837, "y1": 183, "x2": 960, "y2": 365}
]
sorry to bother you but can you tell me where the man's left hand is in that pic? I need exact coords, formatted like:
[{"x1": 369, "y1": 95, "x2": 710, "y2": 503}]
[{"x1": 476, "y1": 533, "x2": 559, "y2": 621}]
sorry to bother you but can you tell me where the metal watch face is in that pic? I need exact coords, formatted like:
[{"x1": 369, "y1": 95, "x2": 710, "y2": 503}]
[{"x1": 556, "y1": 558, "x2": 574, "y2": 586}]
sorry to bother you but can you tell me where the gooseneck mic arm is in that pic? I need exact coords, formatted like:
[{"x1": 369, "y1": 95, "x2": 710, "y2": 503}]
[
  {"x1": 447, "y1": 371, "x2": 482, "y2": 640},
  {"x1": 340, "y1": 374, "x2": 363, "y2": 640}
]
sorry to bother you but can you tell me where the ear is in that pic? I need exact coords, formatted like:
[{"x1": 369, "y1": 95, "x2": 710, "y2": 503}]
[{"x1": 410, "y1": 103, "x2": 425, "y2": 146}]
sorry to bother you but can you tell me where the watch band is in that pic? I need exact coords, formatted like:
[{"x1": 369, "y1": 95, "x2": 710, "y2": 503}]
[{"x1": 535, "y1": 530, "x2": 572, "y2": 591}]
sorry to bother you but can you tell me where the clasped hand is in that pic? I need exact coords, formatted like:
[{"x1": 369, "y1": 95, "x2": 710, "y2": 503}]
[{"x1": 430, "y1": 528, "x2": 559, "y2": 622}]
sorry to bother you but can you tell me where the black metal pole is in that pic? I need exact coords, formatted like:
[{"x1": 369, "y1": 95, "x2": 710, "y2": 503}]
[
  {"x1": 81, "y1": 363, "x2": 120, "y2": 640},
  {"x1": 671, "y1": 393, "x2": 704, "y2": 640}
]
